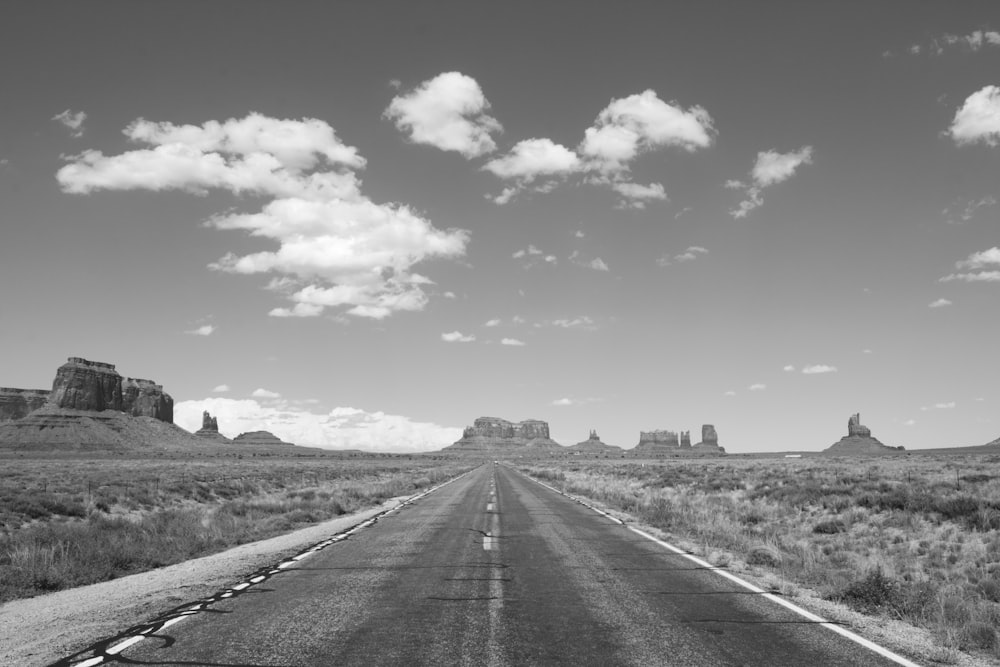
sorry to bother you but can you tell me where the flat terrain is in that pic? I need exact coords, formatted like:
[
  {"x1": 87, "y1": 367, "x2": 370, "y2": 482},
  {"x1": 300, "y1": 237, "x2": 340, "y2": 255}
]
[{"x1": 60, "y1": 464, "x2": 916, "y2": 666}]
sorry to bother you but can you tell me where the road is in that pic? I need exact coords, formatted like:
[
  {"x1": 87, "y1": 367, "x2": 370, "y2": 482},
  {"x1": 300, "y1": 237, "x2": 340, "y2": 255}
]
[{"x1": 60, "y1": 463, "x2": 916, "y2": 666}]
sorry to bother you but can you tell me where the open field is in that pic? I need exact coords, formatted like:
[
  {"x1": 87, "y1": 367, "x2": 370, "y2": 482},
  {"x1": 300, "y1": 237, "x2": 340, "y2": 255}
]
[
  {"x1": 518, "y1": 455, "x2": 1000, "y2": 662},
  {"x1": 0, "y1": 453, "x2": 474, "y2": 603}
]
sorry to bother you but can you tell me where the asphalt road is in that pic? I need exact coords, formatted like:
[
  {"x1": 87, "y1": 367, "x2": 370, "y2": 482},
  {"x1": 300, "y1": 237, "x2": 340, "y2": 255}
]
[{"x1": 68, "y1": 463, "x2": 916, "y2": 666}]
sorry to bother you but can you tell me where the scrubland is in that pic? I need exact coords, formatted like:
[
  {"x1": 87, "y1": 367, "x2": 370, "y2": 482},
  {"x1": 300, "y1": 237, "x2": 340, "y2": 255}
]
[
  {"x1": 519, "y1": 455, "x2": 1000, "y2": 661},
  {"x1": 0, "y1": 454, "x2": 471, "y2": 603}
]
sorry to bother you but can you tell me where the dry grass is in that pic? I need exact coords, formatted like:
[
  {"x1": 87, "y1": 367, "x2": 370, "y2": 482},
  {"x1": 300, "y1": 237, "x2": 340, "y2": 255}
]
[
  {"x1": 0, "y1": 455, "x2": 472, "y2": 602},
  {"x1": 519, "y1": 455, "x2": 1000, "y2": 660}
]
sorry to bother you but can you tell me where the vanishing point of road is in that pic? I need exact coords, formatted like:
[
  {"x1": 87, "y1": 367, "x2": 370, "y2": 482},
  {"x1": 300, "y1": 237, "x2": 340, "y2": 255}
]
[{"x1": 60, "y1": 463, "x2": 918, "y2": 666}]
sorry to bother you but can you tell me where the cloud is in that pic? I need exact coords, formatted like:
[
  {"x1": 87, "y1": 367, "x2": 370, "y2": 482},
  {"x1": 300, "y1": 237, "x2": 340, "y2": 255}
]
[
  {"x1": 443, "y1": 291, "x2": 456, "y2": 299},
  {"x1": 174, "y1": 397, "x2": 460, "y2": 452},
  {"x1": 729, "y1": 146, "x2": 813, "y2": 218},
  {"x1": 185, "y1": 324, "x2": 216, "y2": 336},
  {"x1": 52, "y1": 109, "x2": 87, "y2": 137},
  {"x1": 943, "y1": 196, "x2": 996, "y2": 224},
  {"x1": 910, "y1": 30, "x2": 1000, "y2": 56},
  {"x1": 251, "y1": 388, "x2": 281, "y2": 399},
  {"x1": 549, "y1": 316, "x2": 596, "y2": 329},
  {"x1": 579, "y1": 90, "x2": 714, "y2": 173},
  {"x1": 384, "y1": 72, "x2": 502, "y2": 158},
  {"x1": 802, "y1": 364, "x2": 837, "y2": 374},
  {"x1": 863, "y1": 348, "x2": 873, "y2": 354},
  {"x1": 212, "y1": 384, "x2": 230, "y2": 393},
  {"x1": 611, "y1": 181, "x2": 667, "y2": 209},
  {"x1": 501, "y1": 338, "x2": 526, "y2": 346},
  {"x1": 921, "y1": 402, "x2": 957, "y2": 411},
  {"x1": 568, "y1": 250, "x2": 608, "y2": 272},
  {"x1": 58, "y1": 113, "x2": 468, "y2": 320},
  {"x1": 724, "y1": 390, "x2": 737, "y2": 396},
  {"x1": 783, "y1": 365, "x2": 796, "y2": 372},
  {"x1": 441, "y1": 330, "x2": 475, "y2": 343},
  {"x1": 550, "y1": 396, "x2": 601, "y2": 407},
  {"x1": 929, "y1": 298, "x2": 953, "y2": 308},
  {"x1": 513, "y1": 244, "x2": 557, "y2": 268},
  {"x1": 588, "y1": 257, "x2": 609, "y2": 271},
  {"x1": 940, "y1": 246, "x2": 1000, "y2": 282},
  {"x1": 904, "y1": 419, "x2": 916, "y2": 426},
  {"x1": 482, "y1": 138, "x2": 581, "y2": 203},
  {"x1": 674, "y1": 246, "x2": 708, "y2": 263},
  {"x1": 948, "y1": 86, "x2": 1000, "y2": 146},
  {"x1": 574, "y1": 230, "x2": 585, "y2": 238},
  {"x1": 484, "y1": 318, "x2": 501, "y2": 327},
  {"x1": 748, "y1": 383, "x2": 766, "y2": 391}
]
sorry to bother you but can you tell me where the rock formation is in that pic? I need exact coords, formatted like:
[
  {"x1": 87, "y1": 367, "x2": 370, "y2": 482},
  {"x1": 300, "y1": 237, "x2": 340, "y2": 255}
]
[
  {"x1": 233, "y1": 430, "x2": 294, "y2": 446},
  {"x1": 0, "y1": 357, "x2": 197, "y2": 451},
  {"x1": 568, "y1": 429, "x2": 622, "y2": 455},
  {"x1": 634, "y1": 425, "x2": 725, "y2": 456},
  {"x1": 445, "y1": 416, "x2": 562, "y2": 453},
  {"x1": 122, "y1": 378, "x2": 173, "y2": 422},
  {"x1": 194, "y1": 410, "x2": 231, "y2": 443},
  {"x1": 823, "y1": 413, "x2": 902, "y2": 455},
  {"x1": 0, "y1": 388, "x2": 50, "y2": 422},
  {"x1": 50, "y1": 358, "x2": 124, "y2": 412}
]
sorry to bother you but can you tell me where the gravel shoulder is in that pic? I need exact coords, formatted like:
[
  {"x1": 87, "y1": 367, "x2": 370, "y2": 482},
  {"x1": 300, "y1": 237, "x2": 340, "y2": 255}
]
[{"x1": 0, "y1": 497, "x2": 406, "y2": 666}]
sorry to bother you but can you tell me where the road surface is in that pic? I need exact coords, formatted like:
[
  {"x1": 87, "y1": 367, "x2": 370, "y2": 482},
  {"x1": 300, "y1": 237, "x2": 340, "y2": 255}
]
[{"x1": 59, "y1": 463, "x2": 916, "y2": 666}]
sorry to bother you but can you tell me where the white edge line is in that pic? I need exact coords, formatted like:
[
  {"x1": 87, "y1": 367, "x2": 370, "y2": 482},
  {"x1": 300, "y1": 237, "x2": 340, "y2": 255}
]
[
  {"x1": 66, "y1": 466, "x2": 479, "y2": 667},
  {"x1": 513, "y1": 467, "x2": 922, "y2": 667}
]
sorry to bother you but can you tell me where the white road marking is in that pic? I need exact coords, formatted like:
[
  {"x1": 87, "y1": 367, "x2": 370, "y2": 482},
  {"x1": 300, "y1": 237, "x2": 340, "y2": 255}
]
[
  {"x1": 64, "y1": 466, "x2": 481, "y2": 667},
  {"x1": 487, "y1": 502, "x2": 495, "y2": 511},
  {"x1": 514, "y1": 466, "x2": 921, "y2": 667}
]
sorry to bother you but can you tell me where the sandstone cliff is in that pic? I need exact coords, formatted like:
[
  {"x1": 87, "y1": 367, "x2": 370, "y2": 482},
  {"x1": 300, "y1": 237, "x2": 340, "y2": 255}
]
[
  {"x1": 194, "y1": 410, "x2": 232, "y2": 443},
  {"x1": 0, "y1": 388, "x2": 50, "y2": 422},
  {"x1": 633, "y1": 424, "x2": 725, "y2": 456},
  {"x1": 568, "y1": 430, "x2": 622, "y2": 455},
  {"x1": 823, "y1": 413, "x2": 902, "y2": 455},
  {"x1": 233, "y1": 430, "x2": 293, "y2": 446},
  {"x1": 444, "y1": 416, "x2": 563, "y2": 453},
  {"x1": 45, "y1": 358, "x2": 174, "y2": 422}
]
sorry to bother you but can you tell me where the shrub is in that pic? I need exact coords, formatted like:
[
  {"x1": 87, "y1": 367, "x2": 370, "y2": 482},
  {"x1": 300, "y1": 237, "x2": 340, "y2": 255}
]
[
  {"x1": 746, "y1": 544, "x2": 782, "y2": 567},
  {"x1": 812, "y1": 519, "x2": 847, "y2": 534},
  {"x1": 837, "y1": 568, "x2": 899, "y2": 613}
]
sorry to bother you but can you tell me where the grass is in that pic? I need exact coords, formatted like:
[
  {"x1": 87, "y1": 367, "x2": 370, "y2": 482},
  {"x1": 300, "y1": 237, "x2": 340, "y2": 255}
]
[
  {"x1": 0, "y1": 455, "x2": 473, "y2": 602},
  {"x1": 517, "y1": 455, "x2": 1000, "y2": 660}
]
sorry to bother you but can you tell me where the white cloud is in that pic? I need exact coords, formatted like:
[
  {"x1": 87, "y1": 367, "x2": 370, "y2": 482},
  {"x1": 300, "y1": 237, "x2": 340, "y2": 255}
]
[
  {"x1": 802, "y1": 364, "x2": 837, "y2": 374},
  {"x1": 574, "y1": 230, "x2": 585, "y2": 238},
  {"x1": 443, "y1": 291, "x2": 457, "y2": 299},
  {"x1": 384, "y1": 72, "x2": 502, "y2": 158},
  {"x1": 949, "y1": 86, "x2": 1000, "y2": 146},
  {"x1": 943, "y1": 195, "x2": 997, "y2": 224},
  {"x1": 441, "y1": 331, "x2": 475, "y2": 343},
  {"x1": 921, "y1": 402, "x2": 957, "y2": 412},
  {"x1": 729, "y1": 146, "x2": 813, "y2": 218},
  {"x1": 579, "y1": 90, "x2": 714, "y2": 173},
  {"x1": 252, "y1": 388, "x2": 281, "y2": 399},
  {"x1": 783, "y1": 365, "x2": 796, "y2": 372},
  {"x1": 588, "y1": 257, "x2": 609, "y2": 271},
  {"x1": 212, "y1": 384, "x2": 230, "y2": 393},
  {"x1": 483, "y1": 137, "x2": 580, "y2": 182},
  {"x1": 915, "y1": 30, "x2": 1000, "y2": 56},
  {"x1": 549, "y1": 316, "x2": 596, "y2": 329},
  {"x1": 928, "y1": 298, "x2": 953, "y2": 308},
  {"x1": 611, "y1": 181, "x2": 667, "y2": 209},
  {"x1": 501, "y1": 338, "x2": 526, "y2": 346},
  {"x1": 904, "y1": 419, "x2": 916, "y2": 426},
  {"x1": 748, "y1": 383, "x2": 766, "y2": 391},
  {"x1": 550, "y1": 396, "x2": 601, "y2": 407},
  {"x1": 185, "y1": 324, "x2": 216, "y2": 336},
  {"x1": 52, "y1": 109, "x2": 87, "y2": 137},
  {"x1": 940, "y1": 246, "x2": 1000, "y2": 282},
  {"x1": 513, "y1": 244, "x2": 557, "y2": 268},
  {"x1": 724, "y1": 390, "x2": 737, "y2": 396},
  {"x1": 484, "y1": 318, "x2": 501, "y2": 327},
  {"x1": 674, "y1": 246, "x2": 709, "y2": 263},
  {"x1": 174, "y1": 397, "x2": 460, "y2": 452},
  {"x1": 58, "y1": 113, "x2": 468, "y2": 320},
  {"x1": 863, "y1": 348, "x2": 873, "y2": 354}
]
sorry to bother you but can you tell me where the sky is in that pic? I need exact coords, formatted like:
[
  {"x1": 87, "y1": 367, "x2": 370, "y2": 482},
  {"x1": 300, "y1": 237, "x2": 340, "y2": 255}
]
[{"x1": 1, "y1": 1, "x2": 998, "y2": 453}]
